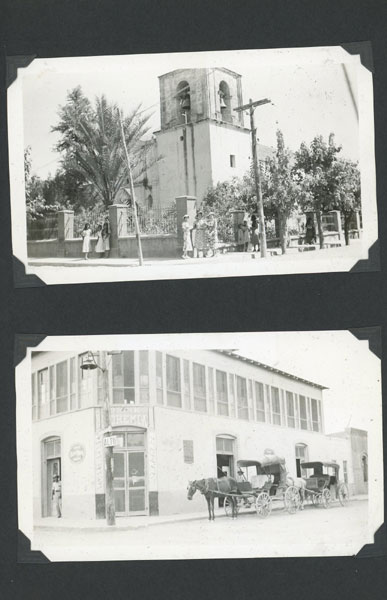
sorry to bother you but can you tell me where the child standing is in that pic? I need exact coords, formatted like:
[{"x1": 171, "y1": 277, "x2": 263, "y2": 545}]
[
  {"x1": 81, "y1": 222, "x2": 92, "y2": 260},
  {"x1": 182, "y1": 214, "x2": 193, "y2": 259}
]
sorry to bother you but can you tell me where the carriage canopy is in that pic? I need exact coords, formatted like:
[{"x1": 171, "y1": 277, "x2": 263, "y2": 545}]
[{"x1": 300, "y1": 461, "x2": 340, "y2": 473}]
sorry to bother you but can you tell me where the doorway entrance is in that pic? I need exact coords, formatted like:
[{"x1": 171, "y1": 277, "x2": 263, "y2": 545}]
[
  {"x1": 42, "y1": 437, "x2": 61, "y2": 517},
  {"x1": 216, "y1": 435, "x2": 236, "y2": 507},
  {"x1": 295, "y1": 443, "x2": 309, "y2": 478},
  {"x1": 112, "y1": 429, "x2": 147, "y2": 516}
]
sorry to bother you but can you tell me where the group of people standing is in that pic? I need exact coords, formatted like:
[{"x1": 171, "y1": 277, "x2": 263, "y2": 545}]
[
  {"x1": 81, "y1": 216, "x2": 111, "y2": 260},
  {"x1": 237, "y1": 214, "x2": 260, "y2": 252},
  {"x1": 182, "y1": 211, "x2": 218, "y2": 259}
]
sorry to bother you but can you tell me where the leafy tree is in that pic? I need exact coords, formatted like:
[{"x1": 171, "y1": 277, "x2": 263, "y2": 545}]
[
  {"x1": 52, "y1": 86, "x2": 153, "y2": 208},
  {"x1": 201, "y1": 176, "x2": 255, "y2": 242},
  {"x1": 294, "y1": 134, "x2": 341, "y2": 248},
  {"x1": 262, "y1": 130, "x2": 304, "y2": 254},
  {"x1": 24, "y1": 146, "x2": 63, "y2": 219},
  {"x1": 329, "y1": 158, "x2": 361, "y2": 245}
]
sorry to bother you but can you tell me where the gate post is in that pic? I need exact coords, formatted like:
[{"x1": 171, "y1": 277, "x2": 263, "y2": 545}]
[
  {"x1": 108, "y1": 204, "x2": 129, "y2": 258},
  {"x1": 57, "y1": 210, "x2": 74, "y2": 257}
]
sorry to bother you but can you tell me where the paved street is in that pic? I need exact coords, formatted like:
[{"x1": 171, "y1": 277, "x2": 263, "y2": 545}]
[{"x1": 31, "y1": 499, "x2": 370, "y2": 561}]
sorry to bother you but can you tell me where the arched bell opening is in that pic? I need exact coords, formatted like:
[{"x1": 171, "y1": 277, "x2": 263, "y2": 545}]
[
  {"x1": 176, "y1": 80, "x2": 191, "y2": 124},
  {"x1": 219, "y1": 80, "x2": 232, "y2": 123}
]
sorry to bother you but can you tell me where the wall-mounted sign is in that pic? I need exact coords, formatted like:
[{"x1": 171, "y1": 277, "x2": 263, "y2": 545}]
[
  {"x1": 69, "y1": 443, "x2": 86, "y2": 463},
  {"x1": 103, "y1": 435, "x2": 123, "y2": 448}
]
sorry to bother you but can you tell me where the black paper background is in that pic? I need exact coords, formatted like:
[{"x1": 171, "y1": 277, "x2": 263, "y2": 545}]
[{"x1": 1, "y1": 0, "x2": 386, "y2": 598}]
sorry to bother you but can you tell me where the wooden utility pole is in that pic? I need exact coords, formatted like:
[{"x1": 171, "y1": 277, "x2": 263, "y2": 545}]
[
  {"x1": 234, "y1": 98, "x2": 271, "y2": 258},
  {"x1": 100, "y1": 350, "x2": 116, "y2": 526},
  {"x1": 118, "y1": 109, "x2": 143, "y2": 266}
]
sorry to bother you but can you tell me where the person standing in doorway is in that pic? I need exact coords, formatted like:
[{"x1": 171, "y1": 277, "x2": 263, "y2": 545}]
[
  {"x1": 102, "y1": 216, "x2": 111, "y2": 258},
  {"x1": 52, "y1": 475, "x2": 62, "y2": 518},
  {"x1": 81, "y1": 223, "x2": 92, "y2": 260}
]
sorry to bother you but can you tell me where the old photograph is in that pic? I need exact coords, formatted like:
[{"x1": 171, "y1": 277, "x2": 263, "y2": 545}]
[
  {"x1": 8, "y1": 46, "x2": 377, "y2": 286},
  {"x1": 16, "y1": 331, "x2": 382, "y2": 561}
]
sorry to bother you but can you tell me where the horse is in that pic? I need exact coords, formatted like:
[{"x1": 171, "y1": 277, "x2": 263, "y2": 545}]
[
  {"x1": 187, "y1": 477, "x2": 240, "y2": 520},
  {"x1": 287, "y1": 476, "x2": 307, "y2": 509}
]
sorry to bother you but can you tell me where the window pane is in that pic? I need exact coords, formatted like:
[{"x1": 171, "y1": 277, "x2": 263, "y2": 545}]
[
  {"x1": 156, "y1": 352, "x2": 164, "y2": 405},
  {"x1": 112, "y1": 353, "x2": 124, "y2": 388},
  {"x1": 126, "y1": 433, "x2": 145, "y2": 447},
  {"x1": 113, "y1": 453, "x2": 125, "y2": 478},
  {"x1": 286, "y1": 391, "x2": 295, "y2": 428},
  {"x1": 114, "y1": 489, "x2": 125, "y2": 512},
  {"x1": 31, "y1": 373, "x2": 37, "y2": 420},
  {"x1": 70, "y1": 357, "x2": 77, "y2": 410},
  {"x1": 123, "y1": 351, "x2": 135, "y2": 388},
  {"x1": 129, "y1": 489, "x2": 145, "y2": 511},
  {"x1": 183, "y1": 440, "x2": 194, "y2": 463},
  {"x1": 113, "y1": 388, "x2": 135, "y2": 404},
  {"x1": 56, "y1": 361, "x2": 68, "y2": 399},
  {"x1": 255, "y1": 382, "x2": 265, "y2": 422},
  {"x1": 166, "y1": 355, "x2": 181, "y2": 407},
  {"x1": 299, "y1": 396, "x2": 308, "y2": 430},
  {"x1": 139, "y1": 351, "x2": 149, "y2": 387},
  {"x1": 236, "y1": 376, "x2": 248, "y2": 420},
  {"x1": 128, "y1": 452, "x2": 145, "y2": 487},
  {"x1": 271, "y1": 387, "x2": 281, "y2": 425},
  {"x1": 193, "y1": 363, "x2": 206, "y2": 412},
  {"x1": 311, "y1": 398, "x2": 320, "y2": 431},
  {"x1": 183, "y1": 359, "x2": 191, "y2": 409},
  {"x1": 216, "y1": 370, "x2": 229, "y2": 416}
]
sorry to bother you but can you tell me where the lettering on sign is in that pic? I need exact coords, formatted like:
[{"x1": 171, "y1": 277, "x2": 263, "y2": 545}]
[
  {"x1": 110, "y1": 406, "x2": 149, "y2": 428},
  {"x1": 69, "y1": 444, "x2": 86, "y2": 463}
]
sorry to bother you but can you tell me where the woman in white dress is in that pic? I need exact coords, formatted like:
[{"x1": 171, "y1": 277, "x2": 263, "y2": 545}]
[
  {"x1": 81, "y1": 222, "x2": 92, "y2": 260},
  {"x1": 182, "y1": 214, "x2": 193, "y2": 259},
  {"x1": 95, "y1": 224, "x2": 104, "y2": 256}
]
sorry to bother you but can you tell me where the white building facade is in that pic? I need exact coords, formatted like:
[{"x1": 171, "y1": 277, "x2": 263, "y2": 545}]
[{"x1": 31, "y1": 349, "x2": 364, "y2": 521}]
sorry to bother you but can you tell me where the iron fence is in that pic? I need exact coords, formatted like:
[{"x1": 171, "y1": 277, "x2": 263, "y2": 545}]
[
  {"x1": 74, "y1": 207, "x2": 108, "y2": 237},
  {"x1": 126, "y1": 204, "x2": 177, "y2": 235},
  {"x1": 27, "y1": 213, "x2": 58, "y2": 240}
]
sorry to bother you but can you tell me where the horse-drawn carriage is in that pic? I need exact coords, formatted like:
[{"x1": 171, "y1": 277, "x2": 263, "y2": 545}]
[
  {"x1": 224, "y1": 458, "x2": 301, "y2": 518},
  {"x1": 300, "y1": 461, "x2": 349, "y2": 508}
]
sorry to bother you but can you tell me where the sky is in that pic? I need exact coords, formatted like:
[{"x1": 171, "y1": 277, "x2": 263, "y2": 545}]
[
  {"x1": 232, "y1": 330, "x2": 379, "y2": 435},
  {"x1": 20, "y1": 48, "x2": 361, "y2": 179}
]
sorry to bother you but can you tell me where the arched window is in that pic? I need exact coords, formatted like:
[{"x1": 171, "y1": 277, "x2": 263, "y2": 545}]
[
  {"x1": 176, "y1": 81, "x2": 191, "y2": 123},
  {"x1": 219, "y1": 81, "x2": 232, "y2": 123},
  {"x1": 361, "y1": 453, "x2": 368, "y2": 483},
  {"x1": 295, "y1": 443, "x2": 309, "y2": 477}
]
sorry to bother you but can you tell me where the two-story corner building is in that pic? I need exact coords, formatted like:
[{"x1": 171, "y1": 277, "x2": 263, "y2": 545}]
[{"x1": 31, "y1": 349, "x2": 365, "y2": 521}]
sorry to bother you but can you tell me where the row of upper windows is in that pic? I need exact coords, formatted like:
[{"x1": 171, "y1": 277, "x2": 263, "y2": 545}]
[{"x1": 31, "y1": 351, "x2": 323, "y2": 432}]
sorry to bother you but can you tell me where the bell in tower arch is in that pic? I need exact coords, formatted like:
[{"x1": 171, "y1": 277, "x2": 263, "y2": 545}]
[
  {"x1": 219, "y1": 91, "x2": 227, "y2": 109},
  {"x1": 180, "y1": 93, "x2": 191, "y2": 111}
]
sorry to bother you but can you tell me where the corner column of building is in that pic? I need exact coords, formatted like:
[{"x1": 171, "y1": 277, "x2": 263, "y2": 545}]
[
  {"x1": 108, "y1": 204, "x2": 129, "y2": 258},
  {"x1": 230, "y1": 209, "x2": 246, "y2": 248},
  {"x1": 176, "y1": 195, "x2": 197, "y2": 249},
  {"x1": 57, "y1": 210, "x2": 74, "y2": 257}
]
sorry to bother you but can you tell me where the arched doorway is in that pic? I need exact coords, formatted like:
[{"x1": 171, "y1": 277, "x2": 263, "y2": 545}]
[
  {"x1": 42, "y1": 436, "x2": 61, "y2": 517},
  {"x1": 112, "y1": 427, "x2": 147, "y2": 516}
]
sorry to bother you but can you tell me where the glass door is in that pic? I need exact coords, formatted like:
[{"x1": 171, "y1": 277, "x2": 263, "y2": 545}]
[{"x1": 112, "y1": 430, "x2": 147, "y2": 516}]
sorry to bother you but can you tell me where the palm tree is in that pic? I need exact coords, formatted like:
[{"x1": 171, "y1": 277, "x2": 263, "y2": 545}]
[{"x1": 53, "y1": 87, "x2": 152, "y2": 207}]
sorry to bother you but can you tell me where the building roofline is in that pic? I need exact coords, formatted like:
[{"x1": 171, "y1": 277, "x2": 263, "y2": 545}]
[
  {"x1": 158, "y1": 67, "x2": 242, "y2": 80},
  {"x1": 212, "y1": 350, "x2": 328, "y2": 390}
]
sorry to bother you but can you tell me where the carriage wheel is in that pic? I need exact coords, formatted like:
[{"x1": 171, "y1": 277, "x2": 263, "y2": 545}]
[
  {"x1": 321, "y1": 488, "x2": 331, "y2": 509},
  {"x1": 284, "y1": 486, "x2": 301, "y2": 514},
  {"x1": 255, "y1": 492, "x2": 272, "y2": 518},
  {"x1": 224, "y1": 495, "x2": 240, "y2": 517},
  {"x1": 338, "y1": 483, "x2": 349, "y2": 506}
]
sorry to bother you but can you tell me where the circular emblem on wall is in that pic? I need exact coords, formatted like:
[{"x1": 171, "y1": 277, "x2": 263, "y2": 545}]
[{"x1": 69, "y1": 443, "x2": 86, "y2": 463}]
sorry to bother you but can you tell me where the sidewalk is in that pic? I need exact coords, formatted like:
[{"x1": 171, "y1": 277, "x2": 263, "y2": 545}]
[
  {"x1": 34, "y1": 495, "x2": 368, "y2": 532},
  {"x1": 28, "y1": 239, "x2": 363, "y2": 269}
]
